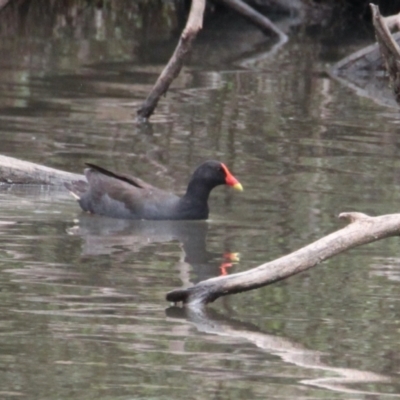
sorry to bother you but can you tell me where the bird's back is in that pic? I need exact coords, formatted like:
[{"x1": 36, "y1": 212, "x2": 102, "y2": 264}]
[{"x1": 79, "y1": 166, "x2": 182, "y2": 220}]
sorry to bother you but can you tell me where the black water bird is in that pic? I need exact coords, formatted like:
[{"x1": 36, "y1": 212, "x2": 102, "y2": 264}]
[{"x1": 65, "y1": 160, "x2": 243, "y2": 220}]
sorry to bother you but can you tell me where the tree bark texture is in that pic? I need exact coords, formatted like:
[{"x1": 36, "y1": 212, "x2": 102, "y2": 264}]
[
  {"x1": 136, "y1": 0, "x2": 206, "y2": 121},
  {"x1": 371, "y1": 3, "x2": 400, "y2": 104},
  {"x1": 0, "y1": 155, "x2": 85, "y2": 185},
  {"x1": 166, "y1": 212, "x2": 400, "y2": 307}
]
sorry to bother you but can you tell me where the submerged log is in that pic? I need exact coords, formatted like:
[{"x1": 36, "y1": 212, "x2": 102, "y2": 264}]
[
  {"x1": 166, "y1": 212, "x2": 400, "y2": 307},
  {"x1": 370, "y1": 3, "x2": 400, "y2": 104},
  {"x1": 0, "y1": 155, "x2": 84, "y2": 185}
]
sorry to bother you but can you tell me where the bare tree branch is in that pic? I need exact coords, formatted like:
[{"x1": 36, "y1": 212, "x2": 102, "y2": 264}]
[
  {"x1": 166, "y1": 212, "x2": 400, "y2": 307},
  {"x1": 136, "y1": 0, "x2": 206, "y2": 121}
]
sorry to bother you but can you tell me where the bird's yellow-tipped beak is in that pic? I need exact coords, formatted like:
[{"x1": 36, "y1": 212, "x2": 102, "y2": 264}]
[
  {"x1": 233, "y1": 182, "x2": 243, "y2": 191},
  {"x1": 224, "y1": 252, "x2": 241, "y2": 262},
  {"x1": 221, "y1": 163, "x2": 243, "y2": 192}
]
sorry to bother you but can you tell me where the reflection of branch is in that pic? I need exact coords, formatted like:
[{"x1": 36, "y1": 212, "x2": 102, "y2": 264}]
[
  {"x1": 166, "y1": 307, "x2": 393, "y2": 396},
  {"x1": 219, "y1": 0, "x2": 288, "y2": 69},
  {"x1": 235, "y1": 35, "x2": 288, "y2": 69},
  {"x1": 167, "y1": 212, "x2": 400, "y2": 306}
]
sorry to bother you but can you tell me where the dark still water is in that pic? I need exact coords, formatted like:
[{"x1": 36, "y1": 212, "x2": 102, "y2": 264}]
[{"x1": 1, "y1": 3, "x2": 400, "y2": 399}]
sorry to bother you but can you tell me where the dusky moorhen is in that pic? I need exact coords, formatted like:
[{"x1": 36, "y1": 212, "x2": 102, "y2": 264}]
[{"x1": 65, "y1": 160, "x2": 243, "y2": 220}]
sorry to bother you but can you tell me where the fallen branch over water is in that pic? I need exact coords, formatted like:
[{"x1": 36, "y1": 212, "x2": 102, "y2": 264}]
[
  {"x1": 167, "y1": 212, "x2": 400, "y2": 307},
  {"x1": 0, "y1": 155, "x2": 84, "y2": 185}
]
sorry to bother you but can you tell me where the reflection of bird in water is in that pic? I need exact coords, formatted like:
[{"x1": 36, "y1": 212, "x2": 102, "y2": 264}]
[
  {"x1": 219, "y1": 253, "x2": 240, "y2": 276},
  {"x1": 65, "y1": 160, "x2": 242, "y2": 220},
  {"x1": 67, "y1": 215, "x2": 239, "y2": 283}
]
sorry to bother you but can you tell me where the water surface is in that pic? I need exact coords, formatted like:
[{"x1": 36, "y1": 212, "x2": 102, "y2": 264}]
[{"x1": 1, "y1": 4, "x2": 400, "y2": 399}]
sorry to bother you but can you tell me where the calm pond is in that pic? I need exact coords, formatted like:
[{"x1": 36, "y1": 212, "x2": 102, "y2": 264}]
[{"x1": 0, "y1": 3, "x2": 400, "y2": 399}]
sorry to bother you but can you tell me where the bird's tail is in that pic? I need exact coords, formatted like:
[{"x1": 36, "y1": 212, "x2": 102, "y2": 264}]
[{"x1": 64, "y1": 180, "x2": 88, "y2": 200}]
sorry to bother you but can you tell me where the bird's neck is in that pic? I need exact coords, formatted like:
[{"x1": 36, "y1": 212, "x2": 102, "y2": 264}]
[
  {"x1": 183, "y1": 179, "x2": 213, "y2": 203},
  {"x1": 175, "y1": 180, "x2": 212, "y2": 219}
]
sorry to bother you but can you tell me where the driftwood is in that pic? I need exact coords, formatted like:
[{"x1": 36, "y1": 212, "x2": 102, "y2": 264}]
[
  {"x1": 137, "y1": 0, "x2": 287, "y2": 121},
  {"x1": 167, "y1": 212, "x2": 400, "y2": 307},
  {"x1": 370, "y1": 3, "x2": 400, "y2": 104},
  {"x1": 0, "y1": 155, "x2": 84, "y2": 185}
]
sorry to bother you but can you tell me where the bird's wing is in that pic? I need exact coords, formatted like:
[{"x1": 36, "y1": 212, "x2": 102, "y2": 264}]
[
  {"x1": 85, "y1": 163, "x2": 155, "y2": 190},
  {"x1": 83, "y1": 164, "x2": 179, "y2": 218}
]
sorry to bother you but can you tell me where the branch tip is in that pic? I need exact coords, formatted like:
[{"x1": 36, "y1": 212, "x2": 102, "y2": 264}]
[
  {"x1": 338, "y1": 212, "x2": 370, "y2": 223},
  {"x1": 166, "y1": 288, "x2": 190, "y2": 304}
]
